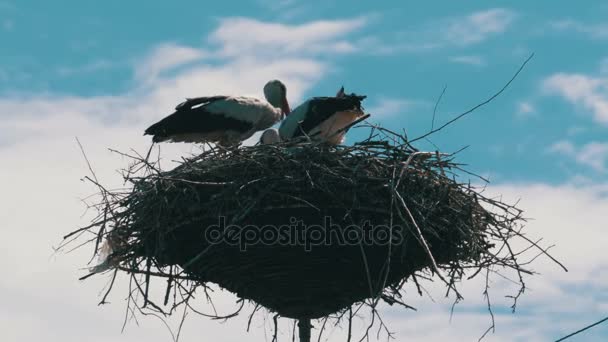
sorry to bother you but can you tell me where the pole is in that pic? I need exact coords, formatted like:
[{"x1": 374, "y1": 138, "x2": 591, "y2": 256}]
[{"x1": 298, "y1": 318, "x2": 311, "y2": 342}]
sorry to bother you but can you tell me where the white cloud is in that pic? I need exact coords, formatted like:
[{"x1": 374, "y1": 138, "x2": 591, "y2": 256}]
[
  {"x1": 444, "y1": 8, "x2": 516, "y2": 46},
  {"x1": 56, "y1": 60, "x2": 116, "y2": 77},
  {"x1": 549, "y1": 140, "x2": 608, "y2": 172},
  {"x1": 550, "y1": 19, "x2": 608, "y2": 39},
  {"x1": 566, "y1": 126, "x2": 587, "y2": 137},
  {"x1": 514, "y1": 101, "x2": 537, "y2": 120},
  {"x1": 209, "y1": 17, "x2": 366, "y2": 58},
  {"x1": 543, "y1": 72, "x2": 608, "y2": 125},
  {"x1": 134, "y1": 43, "x2": 207, "y2": 84},
  {"x1": 577, "y1": 142, "x2": 608, "y2": 172},
  {"x1": 367, "y1": 97, "x2": 419, "y2": 117},
  {"x1": 352, "y1": 36, "x2": 439, "y2": 55},
  {"x1": 355, "y1": 9, "x2": 516, "y2": 56},
  {"x1": 549, "y1": 140, "x2": 576, "y2": 155},
  {"x1": 601, "y1": 58, "x2": 608, "y2": 74},
  {"x1": 448, "y1": 55, "x2": 486, "y2": 66}
]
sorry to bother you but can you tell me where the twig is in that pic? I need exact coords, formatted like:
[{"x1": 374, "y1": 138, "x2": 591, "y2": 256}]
[
  {"x1": 410, "y1": 53, "x2": 534, "y2": 143},
  {"x1": 431, "y1": 85, "x2": 448, "y2": 131}
]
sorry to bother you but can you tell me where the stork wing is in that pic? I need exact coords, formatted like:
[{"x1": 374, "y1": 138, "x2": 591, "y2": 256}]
[
  {"x1": 175, "y1": 96, "x2": 229, "y2": 111},
  {"x1": 295, "y1": 95, "x2": 366, "y2": 136}
]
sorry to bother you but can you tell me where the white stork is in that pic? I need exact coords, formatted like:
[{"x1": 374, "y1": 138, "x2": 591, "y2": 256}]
[
  {"x1": 278, "y1": 87, "x2": 366, "y2": 145},
  {"x1": 144, "y1": 80, "x2": 290, "y2": 146}
]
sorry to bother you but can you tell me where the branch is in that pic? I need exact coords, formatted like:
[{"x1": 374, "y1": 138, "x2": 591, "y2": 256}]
[{"x1": 409, "y1": 53, "x2": 534, "y2": 143}]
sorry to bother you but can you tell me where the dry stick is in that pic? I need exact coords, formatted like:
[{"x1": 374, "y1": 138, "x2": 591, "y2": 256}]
[
  {"x1": 186, "y1": 298, "x2": 243, "y2": 321},
  {"x1": 371, "y1": 162, "x2": 398, "y2": 309},
  {"x1": 515, "y1": 232, "x2": 568, "y2": 272},
  {"x1": 316, "y1": 317, "x2": 329, "y2": 342},
  {"x1": 143, "y1": 258, "x2": 152, "y2": 308},
  {"x1": 424, "y1": 85, "x2": 449, "y2": 150},
  {"x1": 99, "y1": 269, "x2": 119, "y2": 305},
  {"x1": 394, "y1": 191, "x2": 461, "y2": 298},
  {"x1": 431, "y1": 85, "x2": 448, "y2": 131},
  {"x1": 477, "y1": 268, "x2": 496, "y2": 342},
  {"x1": 163, "y1": 266, "x2": 174, "y2": 306},
  {"x1": 134, "y1": 305, "x2": 178, "y2": 342},
  {"x1": 271, "y1": 314, "x2": 279, "y2": 342},
  {"x1": 63, "y1": 221, "x2": 105, "y2": 240},
  {"x1": 75, "y1": 137, "x2": 109, "y2": 257},
  {"x1": 373, "y1": 311, "x2": 394, "y2": 340},
  {"x1": 358, "y1": 307, "x2": 377, "y2": 342},
  {"x1": 122, "y1": 274, "x2": 136, "y2": 332},
  {"x1": 369, "y1": 151, "x2": 432, "y2": 307},
  {"x1": 247, "y1": 304, "x2": 262, "y2": 332},
  {"x1": 409, "y1": 53, "x2": 535, "y2": 144},
  {"x1": 388, "y1": 151, "x2": 451, "y2": 296},
  {"x1": 117, "y1": 267, "x2": 197, "y2": 281},
  {"x1": 175, "y1": 304, "x2": 188, "y2": 342}
]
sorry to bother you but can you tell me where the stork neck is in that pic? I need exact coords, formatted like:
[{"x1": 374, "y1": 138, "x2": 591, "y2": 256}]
[{"x1": 265, "y1": 95, "x2": 282, "y2": 109}]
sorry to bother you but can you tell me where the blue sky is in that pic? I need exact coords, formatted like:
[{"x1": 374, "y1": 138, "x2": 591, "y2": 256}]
[
  {"x1": 1, "y1": 1, "x2": 607, "y2": 341},
  {"x1": 2, "y1": 0, "x2": 607, "y2": 185}
]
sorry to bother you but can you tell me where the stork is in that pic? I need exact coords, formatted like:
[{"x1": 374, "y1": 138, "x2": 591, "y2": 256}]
[
  {"x1": 278, "y1": 87, "x2": 366, "y2": 145},
  {"x1": 259, "y1": 128, "x2": 281, "y2": 145},
  {"x1": 144, "y1": 80, "x2": 290, "y2": 146}
]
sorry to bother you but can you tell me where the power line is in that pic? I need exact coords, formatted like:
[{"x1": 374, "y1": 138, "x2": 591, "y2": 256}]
[{"x1": 555, "y1": 315, "x2": 608, "y2": 341}]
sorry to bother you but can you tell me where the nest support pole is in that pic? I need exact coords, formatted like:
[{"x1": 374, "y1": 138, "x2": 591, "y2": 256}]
[{"x1": 298, "y1": 319, "x2": 311, "y2": 342}]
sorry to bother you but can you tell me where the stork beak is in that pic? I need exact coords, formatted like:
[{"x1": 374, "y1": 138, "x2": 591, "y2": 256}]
[{"x1": 281, "y1": 96, "x2": 290, "y2": 117}]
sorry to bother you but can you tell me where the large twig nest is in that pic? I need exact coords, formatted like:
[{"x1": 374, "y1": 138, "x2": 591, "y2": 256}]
[{"x1": 71, "y1": 127, "x2": 535, "y2": 322}]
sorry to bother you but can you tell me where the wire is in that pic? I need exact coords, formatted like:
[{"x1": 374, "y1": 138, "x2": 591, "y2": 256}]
[{"x1": 555, "y1": 315, "x2": 608, "y2": 341}]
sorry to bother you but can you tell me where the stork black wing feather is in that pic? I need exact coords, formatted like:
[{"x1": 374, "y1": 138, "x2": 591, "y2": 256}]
[
  {"x1": 294, "y1": 94, "x2": 366, "y2": 137},
  {"x1": 144, "y1": 100, "x2": 252, "y2": 142}
]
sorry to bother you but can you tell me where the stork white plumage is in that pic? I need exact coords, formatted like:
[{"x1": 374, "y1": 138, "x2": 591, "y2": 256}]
[
  {"x1": 259, "y1": 128, "x2": 281, "y2": 144},
  {"x1": 144, "y1": 80, "x2": 290, "y2": 146},
  {"x1": 278, "y1": 87, "x2": 366, "y2": 145}
]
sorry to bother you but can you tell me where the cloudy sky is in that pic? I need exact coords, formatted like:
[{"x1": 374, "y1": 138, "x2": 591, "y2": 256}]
[{"x1": 1, "y1": 0, "x2": 607, "y2": 341}]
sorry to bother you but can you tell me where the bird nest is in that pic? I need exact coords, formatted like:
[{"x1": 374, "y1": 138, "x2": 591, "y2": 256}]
[{"x1": 65, "y1": 125, "x2": 562, "y2": 339}]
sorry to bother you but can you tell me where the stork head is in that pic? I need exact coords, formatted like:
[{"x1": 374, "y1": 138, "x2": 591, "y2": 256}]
[
  {"x1": 264, "y1": 80, "x2": 290, "y2": 117},
  {"x1": 259, "y1": 128, "x2": 281, "y2": 145}
]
